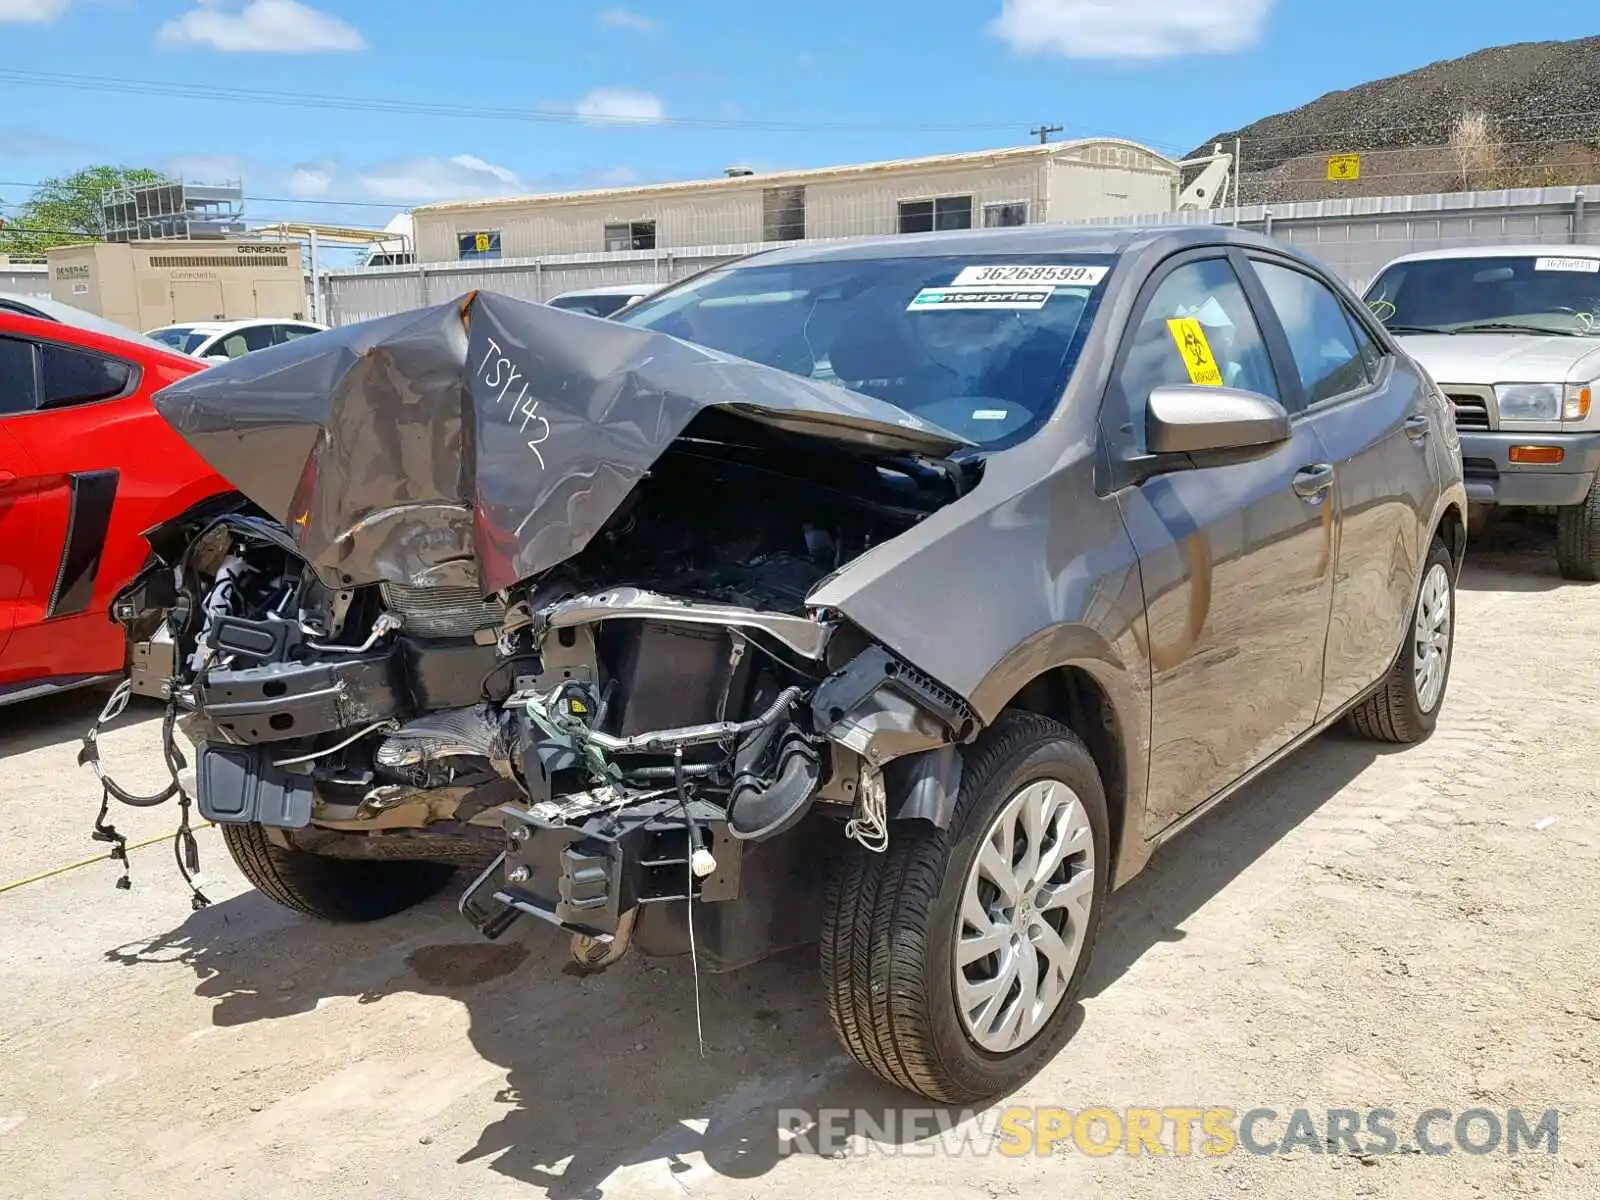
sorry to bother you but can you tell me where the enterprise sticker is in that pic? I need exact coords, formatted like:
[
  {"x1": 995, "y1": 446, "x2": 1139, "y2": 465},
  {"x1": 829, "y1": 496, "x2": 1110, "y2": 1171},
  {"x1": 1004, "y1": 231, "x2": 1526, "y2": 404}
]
[
  {"x1": 1534, "y1": 256, "x2": 1600, "y2": 273},
  {"x1": 908, "y1": 285, "x2": 1053, "y2": 311},
  {"x1": 951, "y1": 264, "x2": 1109, "y2": 286}
]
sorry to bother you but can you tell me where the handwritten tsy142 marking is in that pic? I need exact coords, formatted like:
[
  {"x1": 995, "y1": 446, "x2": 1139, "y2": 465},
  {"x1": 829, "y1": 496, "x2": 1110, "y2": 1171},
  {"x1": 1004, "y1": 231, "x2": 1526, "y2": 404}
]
[{"x1": 478, "y1": 337, "x2": 551, "y2": 469}]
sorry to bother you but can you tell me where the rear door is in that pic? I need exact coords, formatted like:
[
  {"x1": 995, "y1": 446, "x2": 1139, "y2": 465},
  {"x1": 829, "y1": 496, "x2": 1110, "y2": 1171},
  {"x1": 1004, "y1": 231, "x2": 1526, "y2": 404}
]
[
  {"x1": 1241, "y1": 252, "x2": 1432, "y2": 715},
  {"x1": 1107, "y1": 251, "x2": 1338, "y2": 835}
]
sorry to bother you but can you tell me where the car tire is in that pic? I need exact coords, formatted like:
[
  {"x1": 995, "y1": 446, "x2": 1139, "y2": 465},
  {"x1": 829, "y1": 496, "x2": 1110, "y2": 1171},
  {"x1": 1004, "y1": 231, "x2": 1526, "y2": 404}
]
[
  {"x1": 1344, "y1": 535, "x2": 1456, "y2": 744},
  {"x1": 1555, "y1": 476, "x2": 1600, "y2": 582},
  {"x1": 220, "y1": 823, "x2": 457, "y2": 922},
  {"x1": 820, "y1": 711, "x2": 1109, "y2": 1104}
]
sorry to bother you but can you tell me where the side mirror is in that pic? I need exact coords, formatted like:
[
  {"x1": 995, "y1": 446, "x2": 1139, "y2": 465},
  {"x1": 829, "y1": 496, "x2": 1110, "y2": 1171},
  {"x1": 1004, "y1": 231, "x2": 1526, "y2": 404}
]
[
  {"x1": 201, "y1": 354, "x2": 231, "y2": 365},
  {"x1": 1146, "y1": 384, "x2": 1291, "y2": 458}
]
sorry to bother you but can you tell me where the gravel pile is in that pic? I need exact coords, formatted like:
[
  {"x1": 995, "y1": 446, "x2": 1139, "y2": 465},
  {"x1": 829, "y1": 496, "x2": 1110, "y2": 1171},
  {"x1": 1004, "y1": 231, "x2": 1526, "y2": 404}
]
[{"x1": 1187, "y1": 36, "x2": 1600, "y2": 203}]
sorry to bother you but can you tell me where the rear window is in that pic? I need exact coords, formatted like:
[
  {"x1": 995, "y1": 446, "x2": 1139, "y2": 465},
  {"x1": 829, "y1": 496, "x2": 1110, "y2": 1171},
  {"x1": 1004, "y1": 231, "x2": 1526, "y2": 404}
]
[
  {"x1": 39, "y1": 343, "x2": 134, "y2": 409},
  {"x1": 150, "y1": 327, "x2": 210, "y2": 355},
  {"x1": 549, "y1": 293, "x2": 638, "y2": 318},
  {"x1": 618, "y1": 253, "x2": 1115, "y2": 448}
]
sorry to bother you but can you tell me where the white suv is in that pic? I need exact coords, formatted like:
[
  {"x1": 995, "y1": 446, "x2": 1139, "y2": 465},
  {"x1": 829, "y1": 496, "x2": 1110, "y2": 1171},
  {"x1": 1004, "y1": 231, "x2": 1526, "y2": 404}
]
[
  {"x1": 1364, "y1": 245, "x2": 1600, "y2": 579},
  {"x1": 147, "y1": 318, "x2": 328, "y2": 363}
]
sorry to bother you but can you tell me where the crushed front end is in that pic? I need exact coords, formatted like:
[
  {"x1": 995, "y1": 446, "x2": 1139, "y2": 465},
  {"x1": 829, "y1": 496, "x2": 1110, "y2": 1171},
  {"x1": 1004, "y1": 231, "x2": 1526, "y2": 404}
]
[{"x1": 109, "y1": 292, "x2": 982, "y2": 971}]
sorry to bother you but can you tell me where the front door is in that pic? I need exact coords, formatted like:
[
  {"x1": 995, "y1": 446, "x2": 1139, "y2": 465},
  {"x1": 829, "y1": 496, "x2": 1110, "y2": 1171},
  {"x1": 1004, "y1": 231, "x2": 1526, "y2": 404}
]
[{"x1": 1103, "y1": 254, "x2": 1337, "y2": 836}]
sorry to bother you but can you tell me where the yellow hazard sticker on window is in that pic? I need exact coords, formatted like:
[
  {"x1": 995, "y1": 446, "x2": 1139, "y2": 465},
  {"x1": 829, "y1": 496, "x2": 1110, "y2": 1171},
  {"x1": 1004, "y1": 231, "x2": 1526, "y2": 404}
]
[{"x1": 1166, "y1": 318, "x2": 1223, "y2": 386}]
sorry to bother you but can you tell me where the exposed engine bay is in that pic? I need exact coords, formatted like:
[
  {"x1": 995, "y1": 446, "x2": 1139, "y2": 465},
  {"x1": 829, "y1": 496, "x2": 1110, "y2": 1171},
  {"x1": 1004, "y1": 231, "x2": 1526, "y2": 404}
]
[{"x1": 113, "y1": 424, "x2": 979, "y2": 971}]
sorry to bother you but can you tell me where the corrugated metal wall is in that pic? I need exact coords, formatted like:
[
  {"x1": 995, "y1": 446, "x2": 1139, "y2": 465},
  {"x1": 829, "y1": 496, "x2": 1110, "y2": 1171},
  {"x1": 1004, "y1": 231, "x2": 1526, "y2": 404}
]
[
  {"x1": 325, "y1": 185, "x2": 1600, "y2": 326},
  {"x1": 325, "y1": 244, "x2": 757, "y2": 326},
  {"x1": 0, "y1": 264, "x2": 49, "y2": 297},
  {"x1": 1081, "y1": 185, "x2": 1600, "y2": 290}
]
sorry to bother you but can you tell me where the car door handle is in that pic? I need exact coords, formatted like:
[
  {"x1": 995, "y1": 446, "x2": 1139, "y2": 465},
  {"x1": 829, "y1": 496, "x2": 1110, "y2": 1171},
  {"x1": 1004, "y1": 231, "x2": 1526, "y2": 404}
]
[
  {"x1": 1292, "y1": 464, "x2": 1335, "y2": 500},
  {"x1": 1404, "y1": 414, "x2": 1432, "y2": 441},
  {"x1": 0, "y1": 469, "x2": 15, "y2": 488}
]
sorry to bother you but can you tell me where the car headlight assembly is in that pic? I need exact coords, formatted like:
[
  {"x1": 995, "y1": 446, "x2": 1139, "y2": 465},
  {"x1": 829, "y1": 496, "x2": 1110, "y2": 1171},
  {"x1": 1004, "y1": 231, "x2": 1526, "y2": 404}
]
[
  {"x1": 1564, "y1": 383, "x2": 1593, "y2": 422},
  {"x1": 1495, "y1": 383, "x2": 1562, "y2": 422}
]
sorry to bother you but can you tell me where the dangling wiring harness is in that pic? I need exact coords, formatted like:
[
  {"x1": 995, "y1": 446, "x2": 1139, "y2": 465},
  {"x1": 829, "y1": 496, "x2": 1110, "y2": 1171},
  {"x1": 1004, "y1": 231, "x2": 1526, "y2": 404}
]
[{"x1": 77, "y1": 680, "x2": 211, "y2": 910}]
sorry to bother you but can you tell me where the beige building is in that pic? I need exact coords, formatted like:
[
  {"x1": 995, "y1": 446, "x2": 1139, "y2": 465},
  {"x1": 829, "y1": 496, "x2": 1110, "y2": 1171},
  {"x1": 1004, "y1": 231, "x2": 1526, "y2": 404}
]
[
  {"x1": 411, "y1": 140, "x2": 1182, "y2": 265},
  {"x1": 46, "y1": 240, "x2": 308, "y2": 331}
]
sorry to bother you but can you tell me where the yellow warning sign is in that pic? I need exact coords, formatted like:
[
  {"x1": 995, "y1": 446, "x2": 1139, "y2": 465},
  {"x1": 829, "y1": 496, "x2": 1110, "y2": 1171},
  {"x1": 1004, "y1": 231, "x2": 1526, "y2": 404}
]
[
  {"x1": 474, "y1": 232, "x2": 492, "y2": 253},
  {"x1": 1166, "y1": 318, "x2": 1223, "y2": 386},
  {"x1": 1327, "y1": 154, "x2": 1360, "y2": 181}
]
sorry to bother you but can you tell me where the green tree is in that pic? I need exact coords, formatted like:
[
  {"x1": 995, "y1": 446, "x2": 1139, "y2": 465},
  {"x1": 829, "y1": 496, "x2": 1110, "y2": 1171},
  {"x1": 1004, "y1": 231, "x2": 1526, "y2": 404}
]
[{"x1": 0, "y1": 165, "x2": 169, "y2": 257}]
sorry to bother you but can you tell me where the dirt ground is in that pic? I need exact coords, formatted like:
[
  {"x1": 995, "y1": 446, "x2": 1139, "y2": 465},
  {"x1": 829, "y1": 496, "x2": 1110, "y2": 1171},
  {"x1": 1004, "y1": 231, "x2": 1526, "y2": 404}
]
[{"x1": 1, "y1": 515, "x2": 1596, "y2": 1200}]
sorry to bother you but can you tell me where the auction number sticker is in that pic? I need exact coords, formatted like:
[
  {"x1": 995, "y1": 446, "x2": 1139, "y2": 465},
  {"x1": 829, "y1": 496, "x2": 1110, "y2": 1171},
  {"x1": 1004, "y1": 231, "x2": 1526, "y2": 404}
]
[
  {"x1": 908, "y1": 285, "x2": 1053, "y2": 311},
  {"x1": 1534, "y1": 256, "x2": 1600, "y2": 273},
  {"x1": 1166, "y1": 318, "x2": 1223, "y2": 386},
  {"x1": 951, "y1": 264, "x2": 1109, "y2": 286}
]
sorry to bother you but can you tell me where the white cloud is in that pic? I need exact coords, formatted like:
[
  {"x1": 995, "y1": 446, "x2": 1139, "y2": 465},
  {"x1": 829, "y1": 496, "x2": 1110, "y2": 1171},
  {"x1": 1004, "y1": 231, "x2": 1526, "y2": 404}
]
[
  {"x1": 989, "y1": 0, "x2": 1273, "y2": 59},
  {"x1": 0, "y1": 0, "x2": 67, "y2": 21},
  {"x1": 573, "y1": 87, "x2": 666, "y2": 126},
  {"x1": 158, "y1": 0, "x2": 367, "y2": 53},
  {"x1": 287, "y1": 165, "x2": 334, "y2": 198},
  {"x1": 167, "y1": 154, "x2": 246, "y2": 181},
  {"x1": 592, "y1": 166, "x2": 641, "y2": 187},
  {"x1": 598, "y1": 7, "x2": 658, "y2": 32},
  {"x1": 354, "y1": 154, "x2": 525, "y2": 203}
]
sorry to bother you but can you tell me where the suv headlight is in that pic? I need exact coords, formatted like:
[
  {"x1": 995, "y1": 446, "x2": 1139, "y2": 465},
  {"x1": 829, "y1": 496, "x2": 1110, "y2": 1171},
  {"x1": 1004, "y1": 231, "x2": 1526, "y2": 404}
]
[
  {"x1": 1495, "y1": 383, "x2": 1562, "y2": 421},
  {"x1": 1493, "y1": 383, "x2": 1592, "y2": 422}
]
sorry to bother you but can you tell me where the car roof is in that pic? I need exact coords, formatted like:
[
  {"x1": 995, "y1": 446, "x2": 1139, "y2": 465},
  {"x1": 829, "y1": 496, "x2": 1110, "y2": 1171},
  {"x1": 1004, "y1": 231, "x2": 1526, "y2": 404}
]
[
  {"x1": 1378, "y1": 244, "x2": 1600, "y2": 267},
  {"x1": 149, "y1": 317, "x2": 325, "y2": 336},
  {"x1": 0, "y1": 292, "x2": 188, "y2": 354},
  {"x1": 732, "y1": 223, "x2": 1283, "y2": 267},
  {"x1": 549, "y1": 282, "x2": 662, "y2": 298}
]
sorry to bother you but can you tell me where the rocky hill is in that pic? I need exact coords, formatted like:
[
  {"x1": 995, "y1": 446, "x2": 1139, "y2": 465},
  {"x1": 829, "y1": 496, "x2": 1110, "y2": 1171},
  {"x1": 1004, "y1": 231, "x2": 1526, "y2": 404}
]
[{"x1": 1190, "y1": 37, "x2": 1600, "y2": 204}]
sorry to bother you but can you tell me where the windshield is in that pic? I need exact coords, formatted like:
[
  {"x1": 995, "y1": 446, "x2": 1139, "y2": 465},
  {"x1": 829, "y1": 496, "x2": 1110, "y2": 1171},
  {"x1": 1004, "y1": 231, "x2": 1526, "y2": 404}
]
[
  {"x1": 616, "y1": 253, "x2": 1114, "y2": 447},
  {"x1": 149, "y1": 327, "x2": 210, "y2": 354},
  {"x1": 1365, "y1": 255, "x2": 1600, "y2": 336},
  {"x1": 549, "y1": 293, "x2": 638, "y2": 318}
]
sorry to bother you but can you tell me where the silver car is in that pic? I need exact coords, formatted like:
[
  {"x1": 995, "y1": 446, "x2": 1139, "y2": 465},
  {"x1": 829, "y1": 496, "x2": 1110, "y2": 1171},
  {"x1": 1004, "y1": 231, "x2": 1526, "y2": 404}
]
[{"x1": 113, "y1": 225, "x2": 1465, "y2": 1103}]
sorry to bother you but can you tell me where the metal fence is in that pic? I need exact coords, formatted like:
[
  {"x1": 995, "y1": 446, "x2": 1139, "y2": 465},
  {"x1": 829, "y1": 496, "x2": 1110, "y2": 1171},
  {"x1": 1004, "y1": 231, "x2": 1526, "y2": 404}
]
[
  {"x1": 322, "y1": 184, "x2": 1600, "y2": 326},
  {"x1": 0, "y1": 262, "x2": 48, "y2": 297},
  {"x1": 1078, "y1": 184, "x2": 1599, "y2": 291}
]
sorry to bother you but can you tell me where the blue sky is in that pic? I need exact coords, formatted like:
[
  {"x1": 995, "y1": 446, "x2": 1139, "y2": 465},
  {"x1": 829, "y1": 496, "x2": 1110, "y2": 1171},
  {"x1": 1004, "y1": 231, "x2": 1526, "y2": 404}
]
[{"x1": 0, "y1": 0, "x2": 1590, "y2": 239}]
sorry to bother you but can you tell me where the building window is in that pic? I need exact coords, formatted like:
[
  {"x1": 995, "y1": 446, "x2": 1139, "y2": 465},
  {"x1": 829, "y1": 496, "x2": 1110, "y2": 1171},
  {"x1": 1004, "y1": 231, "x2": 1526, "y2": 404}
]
[
  {"x1": 458, "y1": 231, "x2": 502, "y2": 261},
  {"x1": 604, "y1": 220, "x2": 657, "y2": 252},
  {"x1": 762, "y1": 186, "x2": 807, "y2": 241},
  {"x1": 897, "y1": 195, "x2": 973, "y2": 234},
  {"x1": 983, "y1": 201, "x2": 1029, "y2": 228}
]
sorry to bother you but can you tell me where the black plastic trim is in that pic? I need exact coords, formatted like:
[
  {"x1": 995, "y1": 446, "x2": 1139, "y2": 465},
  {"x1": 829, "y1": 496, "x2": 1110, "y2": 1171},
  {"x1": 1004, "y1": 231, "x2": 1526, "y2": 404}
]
[{"x1": 46, "y1": 469, "x2": 120, "y2": 619}]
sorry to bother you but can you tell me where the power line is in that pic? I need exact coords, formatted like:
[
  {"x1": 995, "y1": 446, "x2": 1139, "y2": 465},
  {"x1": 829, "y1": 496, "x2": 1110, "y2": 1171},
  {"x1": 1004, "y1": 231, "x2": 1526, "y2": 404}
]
[
  {"x1": 1031, "y1": 123, "x2": 1064, "y2": 145},
  {"x1": 0, "y1": 67, "x2": 1089, "y2": 137}
]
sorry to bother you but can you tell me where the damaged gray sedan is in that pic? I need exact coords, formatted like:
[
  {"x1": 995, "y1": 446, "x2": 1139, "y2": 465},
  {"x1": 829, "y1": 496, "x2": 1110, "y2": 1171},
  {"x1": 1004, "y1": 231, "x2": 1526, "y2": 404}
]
[{"x1": 114, "y1": 225, "x2": 1467, "y2": 1102}]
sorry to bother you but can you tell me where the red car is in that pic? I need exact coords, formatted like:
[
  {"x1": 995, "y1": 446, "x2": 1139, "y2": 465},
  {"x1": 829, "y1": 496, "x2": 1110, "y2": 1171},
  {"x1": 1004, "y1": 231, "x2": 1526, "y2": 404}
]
[{"x1": 0, "y1": 297, "x2": 228, "y2": 706}]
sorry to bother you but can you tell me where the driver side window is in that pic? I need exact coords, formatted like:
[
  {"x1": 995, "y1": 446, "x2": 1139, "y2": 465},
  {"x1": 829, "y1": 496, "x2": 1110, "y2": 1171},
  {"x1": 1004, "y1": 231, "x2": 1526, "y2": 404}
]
[{"x1": 1115, "y1": 258, "x2": 1279, "y2": 454}]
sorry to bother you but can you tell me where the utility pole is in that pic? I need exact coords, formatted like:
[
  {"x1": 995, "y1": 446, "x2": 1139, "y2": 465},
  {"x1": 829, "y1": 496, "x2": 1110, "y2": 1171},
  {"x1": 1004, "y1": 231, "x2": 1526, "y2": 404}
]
[{"x1": 1031, "y1": 123, "x2": 1064, "y2": 145}]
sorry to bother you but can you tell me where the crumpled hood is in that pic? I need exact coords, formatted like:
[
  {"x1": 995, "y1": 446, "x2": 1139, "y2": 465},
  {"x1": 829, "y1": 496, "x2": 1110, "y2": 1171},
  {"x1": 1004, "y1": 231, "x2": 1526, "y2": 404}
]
[
  {"x1": 1398, "y1": 332, "x2": 1600, "y2": 385},
  {"x1": 151, "y1": 290, "x2": 969, "y2": 594}
]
